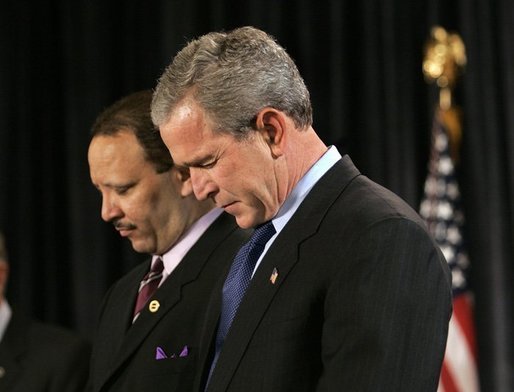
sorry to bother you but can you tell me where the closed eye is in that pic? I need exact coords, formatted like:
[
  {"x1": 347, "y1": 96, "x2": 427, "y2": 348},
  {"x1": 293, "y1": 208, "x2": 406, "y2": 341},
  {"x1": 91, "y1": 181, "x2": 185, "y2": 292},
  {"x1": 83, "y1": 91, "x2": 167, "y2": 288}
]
[
  {"x1": 114, "y1": 184, "x2": 134, "y2": 195},
  {"x1": 198, "y1": 159, "x2": 217, "y2": 169},
  {"x1": 184, "y1": 154, "x2": 218, "y2": 169}
]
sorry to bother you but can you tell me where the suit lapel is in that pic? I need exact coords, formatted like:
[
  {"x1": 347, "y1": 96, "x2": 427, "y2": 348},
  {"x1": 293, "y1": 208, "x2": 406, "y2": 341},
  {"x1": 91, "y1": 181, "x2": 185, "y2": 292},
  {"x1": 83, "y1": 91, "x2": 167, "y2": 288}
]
[
  {"x1": 194, "y1": 267, "x2": 226, "y2": 391},
  {"x1": 207, "y1": 156, "x2": 361, "y2": 391},
  {"x1": 99, "y1": 212, "x2": 240, "y2": 389},
  {"x1": 93, "y1": 262, "x2": 148, "y2": 389}
]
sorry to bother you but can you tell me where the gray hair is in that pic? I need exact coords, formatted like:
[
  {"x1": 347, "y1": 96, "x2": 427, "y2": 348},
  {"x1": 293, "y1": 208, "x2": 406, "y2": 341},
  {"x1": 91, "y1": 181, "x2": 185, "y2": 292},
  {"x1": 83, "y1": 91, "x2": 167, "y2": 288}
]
[{"x1": 151, "y1": 26, "x2": 312, "y2": 137}]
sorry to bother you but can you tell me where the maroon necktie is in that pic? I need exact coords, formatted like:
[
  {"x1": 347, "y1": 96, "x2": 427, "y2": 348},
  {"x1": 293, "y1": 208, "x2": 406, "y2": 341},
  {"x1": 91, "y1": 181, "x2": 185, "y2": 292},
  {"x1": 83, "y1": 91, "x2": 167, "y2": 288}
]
[{"x1": 133, "y1": 258, "x2": 164, "y2": 322}]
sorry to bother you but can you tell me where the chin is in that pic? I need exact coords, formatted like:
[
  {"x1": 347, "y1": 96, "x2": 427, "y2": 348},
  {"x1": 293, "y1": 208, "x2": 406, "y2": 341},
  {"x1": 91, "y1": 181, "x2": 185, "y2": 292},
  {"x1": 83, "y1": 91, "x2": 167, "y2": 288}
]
[
  {"x1": 130, "y1": 240, "x2": 154, "y2": 254},
  {"x1": 131, "y1": 246, "x2": 150, "y2": 254},
  {"x1": 235, "y1": 213, "x2": 265, "y2": 229}
]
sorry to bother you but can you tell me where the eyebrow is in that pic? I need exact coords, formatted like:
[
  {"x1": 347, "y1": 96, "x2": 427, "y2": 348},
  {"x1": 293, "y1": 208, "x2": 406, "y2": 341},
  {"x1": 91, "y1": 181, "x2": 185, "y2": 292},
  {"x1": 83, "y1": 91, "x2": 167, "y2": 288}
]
[
  {"x1": 97, "y1": 180, "x2": 137, "y2": 189},
  {"x1": 181, "y1": 153, "x2": 216, "y2": 168}
]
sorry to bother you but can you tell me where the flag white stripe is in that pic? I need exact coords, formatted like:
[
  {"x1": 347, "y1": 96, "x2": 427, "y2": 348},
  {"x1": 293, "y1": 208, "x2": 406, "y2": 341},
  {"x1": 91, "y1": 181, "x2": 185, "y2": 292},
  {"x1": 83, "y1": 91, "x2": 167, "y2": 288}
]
[{"x1": 444, "y1": 313, "x2": 480, "y2": 392}]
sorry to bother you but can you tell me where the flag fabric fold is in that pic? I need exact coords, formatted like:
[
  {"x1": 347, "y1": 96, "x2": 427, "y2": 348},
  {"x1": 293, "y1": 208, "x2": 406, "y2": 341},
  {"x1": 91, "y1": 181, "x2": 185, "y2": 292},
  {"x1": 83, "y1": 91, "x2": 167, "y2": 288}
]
[{"x1": 419, "y1": 110, "x2": 480, "y2": 392}]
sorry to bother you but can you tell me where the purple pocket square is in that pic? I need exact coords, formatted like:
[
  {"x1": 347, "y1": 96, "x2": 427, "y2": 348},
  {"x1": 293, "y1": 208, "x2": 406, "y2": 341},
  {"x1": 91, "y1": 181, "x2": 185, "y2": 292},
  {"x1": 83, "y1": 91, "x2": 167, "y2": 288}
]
[
  {"x1": 155, "y1": 345, "x2": 189, "y2": 360},
  {"x1": 155, "y1": 346, "x2": 168, "y2": 360},
  {"x1": 179, "y1": 345, "x2": 189, "y2": 357}
]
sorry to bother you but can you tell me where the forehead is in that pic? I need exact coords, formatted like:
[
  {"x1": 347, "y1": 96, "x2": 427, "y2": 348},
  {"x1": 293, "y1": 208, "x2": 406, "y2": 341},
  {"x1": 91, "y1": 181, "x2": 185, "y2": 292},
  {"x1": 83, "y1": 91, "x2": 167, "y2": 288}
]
[
  {"x1": 89, "y1": 131, "x2": 143, "y2": 162},
  {"x1": 88, "y1": 131, "x2": 152, "y2": 179},
  {"x1": 160, "y1": 99, "x2": 231, "y2": 166}
]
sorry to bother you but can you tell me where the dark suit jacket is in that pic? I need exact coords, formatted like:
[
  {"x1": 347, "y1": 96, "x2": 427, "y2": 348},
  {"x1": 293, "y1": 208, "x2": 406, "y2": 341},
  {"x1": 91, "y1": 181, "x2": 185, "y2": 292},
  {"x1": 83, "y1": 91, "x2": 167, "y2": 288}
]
[
  {"x1": 199, "y1": 155, "x2": 453, "y2": 392},
  {"x1": 88, "y1": 212, "x2": 249, "y2": 392},
  {"x1": 0, "y1": 311, "x2": 91, "y2": 392}
]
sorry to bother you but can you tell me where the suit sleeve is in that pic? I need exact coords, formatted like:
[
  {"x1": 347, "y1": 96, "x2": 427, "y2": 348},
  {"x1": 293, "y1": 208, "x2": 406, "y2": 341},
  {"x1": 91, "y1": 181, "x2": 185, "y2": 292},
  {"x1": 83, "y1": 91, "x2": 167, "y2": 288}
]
[{"x1": 317, "y1": 217, "x2": 452, "y2": 392}]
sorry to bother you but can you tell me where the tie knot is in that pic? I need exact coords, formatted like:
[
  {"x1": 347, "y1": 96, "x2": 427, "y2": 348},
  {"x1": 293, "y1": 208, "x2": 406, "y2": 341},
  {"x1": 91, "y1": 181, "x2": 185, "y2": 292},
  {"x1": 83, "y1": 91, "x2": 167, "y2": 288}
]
[
  {"x1": 151, "y1": 257, "x2": 164, "y2": 274},
  {"x1": 251, "y1": 221, "x2": 276, "y2": 246}
]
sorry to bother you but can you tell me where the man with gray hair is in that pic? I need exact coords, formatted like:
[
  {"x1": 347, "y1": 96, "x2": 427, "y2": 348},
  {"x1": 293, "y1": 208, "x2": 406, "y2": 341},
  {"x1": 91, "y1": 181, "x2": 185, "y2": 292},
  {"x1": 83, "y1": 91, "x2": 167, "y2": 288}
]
[
  {"x1": 152, "y1": 26, "x2": 452, "y2": 392},
  {"x1": 0, "y1": 232, "x2": 90, "y2": 391}
]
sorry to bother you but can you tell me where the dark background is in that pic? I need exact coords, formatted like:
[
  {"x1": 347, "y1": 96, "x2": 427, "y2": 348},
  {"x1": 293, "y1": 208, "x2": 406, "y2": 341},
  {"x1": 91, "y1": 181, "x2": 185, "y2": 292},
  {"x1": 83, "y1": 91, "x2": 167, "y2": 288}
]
[{"x1": 0, "y1": 1, "x2": 512, "y2": 390}]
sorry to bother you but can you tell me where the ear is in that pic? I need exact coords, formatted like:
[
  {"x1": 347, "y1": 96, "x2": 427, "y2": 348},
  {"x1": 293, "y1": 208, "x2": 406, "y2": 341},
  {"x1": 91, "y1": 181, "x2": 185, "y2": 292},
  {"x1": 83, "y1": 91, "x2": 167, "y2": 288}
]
[
  {"x1": 254, "y1": 108, "x2": 286, "y2": 157},
  {"x1": 173, "y1": 167, "x2": 194, "y2": 197}
]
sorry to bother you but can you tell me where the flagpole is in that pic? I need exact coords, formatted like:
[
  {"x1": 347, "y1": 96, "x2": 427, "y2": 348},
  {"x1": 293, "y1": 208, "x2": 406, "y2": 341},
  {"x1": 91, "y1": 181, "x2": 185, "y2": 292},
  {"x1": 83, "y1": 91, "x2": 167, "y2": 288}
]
[{"x1": 421, "y1": 26, "x2": 480, "y2": 392}]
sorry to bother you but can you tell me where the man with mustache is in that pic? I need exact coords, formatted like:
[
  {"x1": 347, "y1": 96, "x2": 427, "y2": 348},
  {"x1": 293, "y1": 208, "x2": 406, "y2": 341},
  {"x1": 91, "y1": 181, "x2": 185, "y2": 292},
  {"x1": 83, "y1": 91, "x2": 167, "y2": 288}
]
[{"x1": 87, "y1": 90, "x2": 248, "y2": 391}]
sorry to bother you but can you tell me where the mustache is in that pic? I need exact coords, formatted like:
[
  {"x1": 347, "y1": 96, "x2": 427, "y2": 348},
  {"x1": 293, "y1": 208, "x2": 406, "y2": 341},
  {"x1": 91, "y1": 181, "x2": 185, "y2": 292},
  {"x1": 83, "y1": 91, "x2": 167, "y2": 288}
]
[{"x1": 113, "y1": 220, "x2": 137, "y2": 231}]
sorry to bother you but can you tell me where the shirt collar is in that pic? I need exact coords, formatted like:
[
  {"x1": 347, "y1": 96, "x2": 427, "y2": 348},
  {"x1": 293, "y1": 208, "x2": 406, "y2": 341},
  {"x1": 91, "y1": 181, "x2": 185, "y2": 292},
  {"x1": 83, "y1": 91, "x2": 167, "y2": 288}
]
[
  {"x1": 153, "y1": 208, "x2": 224, "y2": 277},
  {"x1": 272, "y1": 145, "x2": 342, "y2": 233}
]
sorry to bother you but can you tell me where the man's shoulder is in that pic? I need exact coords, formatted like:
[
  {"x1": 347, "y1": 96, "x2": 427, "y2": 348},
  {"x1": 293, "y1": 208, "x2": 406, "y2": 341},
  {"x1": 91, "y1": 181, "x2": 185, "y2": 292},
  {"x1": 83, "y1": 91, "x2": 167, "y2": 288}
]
[
  {"x1": 335, "y1": 174, "x2": 424, "y2": 226},
  {"x1": 30, "y1": 320, "x2": 88, "y2": 344},
  {"x1": 1, "y1": 313, "x2": 90, "y2": 391},
  {"x1": 7, "y1": 311, "x2": 90, "y2": 355},
  {"x1": 295, "y1": 157, "x2": 426, "y2": 236}
]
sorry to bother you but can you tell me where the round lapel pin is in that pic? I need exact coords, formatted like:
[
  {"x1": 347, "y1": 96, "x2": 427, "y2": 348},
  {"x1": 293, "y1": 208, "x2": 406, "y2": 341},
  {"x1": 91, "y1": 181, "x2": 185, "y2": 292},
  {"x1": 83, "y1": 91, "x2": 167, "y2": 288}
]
[{"x1": 149, "y1": 300, "x2": 160, "y2": 313}]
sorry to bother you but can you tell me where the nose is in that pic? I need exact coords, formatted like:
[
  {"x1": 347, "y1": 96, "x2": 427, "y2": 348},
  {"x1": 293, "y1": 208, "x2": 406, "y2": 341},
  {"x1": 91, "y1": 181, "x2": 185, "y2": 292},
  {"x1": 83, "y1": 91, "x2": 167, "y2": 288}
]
[
  {"x1": 190, "y1": 168, "x2": 218, "y2": 201},
  {"x1": 100, "y1": 194, "x2": 123, "y2": 222}
]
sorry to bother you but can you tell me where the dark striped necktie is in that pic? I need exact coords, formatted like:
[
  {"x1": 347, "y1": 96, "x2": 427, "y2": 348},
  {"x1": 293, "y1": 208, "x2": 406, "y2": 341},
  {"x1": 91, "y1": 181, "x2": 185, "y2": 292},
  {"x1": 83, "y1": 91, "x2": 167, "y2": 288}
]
[{"x1": 133, "y1": 257, "x2": 164, "y2": 323}]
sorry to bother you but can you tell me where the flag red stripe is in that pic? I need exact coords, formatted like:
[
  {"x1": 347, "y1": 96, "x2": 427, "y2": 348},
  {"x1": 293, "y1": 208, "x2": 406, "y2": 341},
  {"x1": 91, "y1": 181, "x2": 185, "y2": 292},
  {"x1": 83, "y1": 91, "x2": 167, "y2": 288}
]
[
  {"x1": 440, "y1": 361, "x2": 459, "y2": 392},
  {"x1": 452, "y1": 294, "x2": 478, "y2": 359}
]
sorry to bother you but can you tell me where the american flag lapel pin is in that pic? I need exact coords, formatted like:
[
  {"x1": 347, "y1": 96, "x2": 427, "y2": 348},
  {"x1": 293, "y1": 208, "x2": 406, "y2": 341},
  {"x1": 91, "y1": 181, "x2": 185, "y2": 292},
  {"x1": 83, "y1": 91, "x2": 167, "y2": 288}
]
[{"x1": 270, "y1": 267, "x2": 279, "y2": 284}]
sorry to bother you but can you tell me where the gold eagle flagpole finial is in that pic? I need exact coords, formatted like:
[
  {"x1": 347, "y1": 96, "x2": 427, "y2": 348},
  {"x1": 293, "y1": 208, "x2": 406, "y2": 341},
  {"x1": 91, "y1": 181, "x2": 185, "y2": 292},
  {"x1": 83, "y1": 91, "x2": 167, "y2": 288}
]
[{"x1": 423, "y1": 26, "x2": 467, "y2": 161}]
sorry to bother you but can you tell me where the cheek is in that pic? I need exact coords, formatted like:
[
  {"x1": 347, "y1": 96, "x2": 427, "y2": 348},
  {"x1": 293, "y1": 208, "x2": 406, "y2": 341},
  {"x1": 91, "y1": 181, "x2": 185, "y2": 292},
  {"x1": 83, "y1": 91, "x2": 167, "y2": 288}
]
[
  {"x1": 148, "y1": 193, "x2": 171, "y2": 222},
  {"x1": 122, "y1": 194, "x2": 153, "y2": 224},
  {"x1": 150, "y1": 188, "x2": 180, "y2": 222},
  {"x1": 215, "y1": 147, "x2": 274, "y2": 201},
  {"x1": 235, "y1": 176, "x2": 268, "y2": 209},
  {"x1": 250, "y1": 171, "x2": 280, "y2": 215}
]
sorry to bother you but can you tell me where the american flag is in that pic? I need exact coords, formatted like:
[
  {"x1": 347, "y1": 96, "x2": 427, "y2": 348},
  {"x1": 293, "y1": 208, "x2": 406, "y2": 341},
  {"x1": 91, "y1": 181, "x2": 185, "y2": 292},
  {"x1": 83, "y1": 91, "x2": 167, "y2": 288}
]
[{"x1": 419, "y1": 111, "x2": 480, "y2": 392}]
